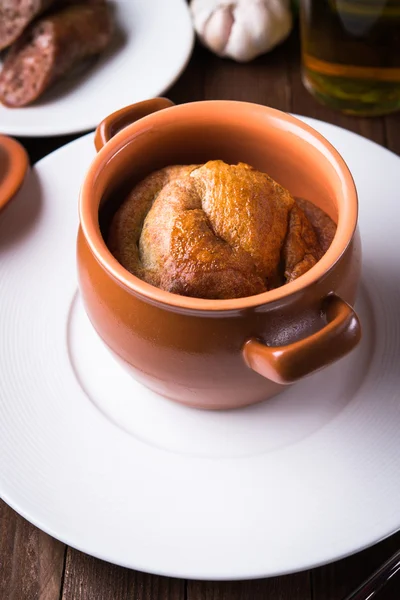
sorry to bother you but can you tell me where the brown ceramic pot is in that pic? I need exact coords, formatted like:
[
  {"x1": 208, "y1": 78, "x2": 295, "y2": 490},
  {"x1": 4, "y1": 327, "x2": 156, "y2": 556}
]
[{"x1": 77, "y1": 98, "x2": 361, "y2": 410}]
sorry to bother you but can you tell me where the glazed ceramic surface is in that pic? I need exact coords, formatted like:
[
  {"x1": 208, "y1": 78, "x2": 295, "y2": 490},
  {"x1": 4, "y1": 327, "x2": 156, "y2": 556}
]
[
  {"x1": 78, "y1": 100, "x2": 361, "y2": 409},
  {"x1": 0, "y1": 135, "x2": 28, "y2": 211},
  {"x1": 0, "y1": 123, "x2": 399, "y2": 577}
]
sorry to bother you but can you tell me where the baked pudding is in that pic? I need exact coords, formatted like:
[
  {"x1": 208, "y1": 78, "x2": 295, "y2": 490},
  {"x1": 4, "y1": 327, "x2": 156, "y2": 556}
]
[{"x1": 108, "y1": 160, "x2": 336, "y2": 299}]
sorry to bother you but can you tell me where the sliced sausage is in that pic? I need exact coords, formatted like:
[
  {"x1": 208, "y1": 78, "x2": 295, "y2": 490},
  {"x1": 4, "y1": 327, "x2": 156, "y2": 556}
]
[
  {"x1": 0, "y1": 0, "x2": 107, "y2": 51},
  {"x1": 0, "y1": 0, "x2": 57, "y2": 51},
  {"x1": 0, "y1": 3, "x2": 113, "y2": 107}
]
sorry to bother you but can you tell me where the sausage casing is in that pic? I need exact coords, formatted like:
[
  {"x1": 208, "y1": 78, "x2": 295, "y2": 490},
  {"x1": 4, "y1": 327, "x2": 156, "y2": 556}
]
[{"x1": 0, "y1": 3, "x2": 113, "y2": 107}]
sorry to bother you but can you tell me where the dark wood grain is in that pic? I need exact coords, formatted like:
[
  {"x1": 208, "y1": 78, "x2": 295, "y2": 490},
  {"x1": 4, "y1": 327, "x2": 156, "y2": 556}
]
[
  {"x1": 1, "y1": 26, "x2": 400, "y2": 600},
  {"x1": 311, "y1": 531, "x2": 400, "y2": 600},
  {"x1": 61, "y1": 548, "x2": 184, "y2": 600},
  {"x1": 169, "y1": 42, "x2": 207, "y2": 105},
  {"x1": 187, "y1": 572, "x2": 310, "y2": 600},
  {"x1": 169, "y1": 38, "x2": 292, "y2": 110},
  {"x1": 384, "y1": 113, "x2": 400, "y2": 155},
  {"x1": 202, "y1": 44, "x2": 291, "y2": 110},
  {"x1": 0, "y1": 501, "x2": 65, "y2": 600}
]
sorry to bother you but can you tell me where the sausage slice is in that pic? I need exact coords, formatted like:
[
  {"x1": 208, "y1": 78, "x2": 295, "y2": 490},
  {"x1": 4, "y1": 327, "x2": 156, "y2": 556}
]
[
  {"x1": 0, "y1": 3, "x2": 113, "y2": 107},
  {"x1": 0, "y1": 0, "x2": 57, "y2": 51}
]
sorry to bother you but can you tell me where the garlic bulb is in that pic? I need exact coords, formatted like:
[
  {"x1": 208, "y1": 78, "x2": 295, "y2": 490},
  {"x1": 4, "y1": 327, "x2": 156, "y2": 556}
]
[{"x1": 190, "y1": 0, "x2": 293, "y2": 63}]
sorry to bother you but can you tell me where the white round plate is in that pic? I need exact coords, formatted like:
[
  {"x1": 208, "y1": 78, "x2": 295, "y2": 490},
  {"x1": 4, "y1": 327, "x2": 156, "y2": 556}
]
[
  {"x1": 0, "y1": 117, "x2": 399, "y2": 580},
  {"x1": 0, "y1": 0, "x2": 194, "y2": 137}
]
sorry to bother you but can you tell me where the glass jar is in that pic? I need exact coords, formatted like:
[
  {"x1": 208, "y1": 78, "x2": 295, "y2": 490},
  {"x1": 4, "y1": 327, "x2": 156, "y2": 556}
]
[{"x1": 300, "y1": 0, "x2": 400, "y2": 116}]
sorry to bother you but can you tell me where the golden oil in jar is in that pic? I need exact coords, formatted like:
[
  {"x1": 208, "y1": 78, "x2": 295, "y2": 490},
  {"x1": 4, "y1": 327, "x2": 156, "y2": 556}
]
[{"x1": 300, "y1": 0, "x2": 400, "y2": 116}]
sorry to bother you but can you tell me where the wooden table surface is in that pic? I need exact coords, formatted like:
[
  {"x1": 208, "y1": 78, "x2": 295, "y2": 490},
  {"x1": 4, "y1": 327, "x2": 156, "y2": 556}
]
[{"x1": 1, "y1": 31, "x2": 400, "y2": 600}]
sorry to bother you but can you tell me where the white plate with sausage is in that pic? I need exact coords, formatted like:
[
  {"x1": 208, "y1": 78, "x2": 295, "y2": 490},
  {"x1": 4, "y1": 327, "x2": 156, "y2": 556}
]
[{"x1": 0, "y1": 0, "x2": 194, "y2": 137}]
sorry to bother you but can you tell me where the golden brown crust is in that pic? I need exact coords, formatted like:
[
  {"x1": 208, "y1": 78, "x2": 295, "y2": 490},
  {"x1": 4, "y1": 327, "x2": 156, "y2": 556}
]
[
  {"x1": 190, "y1": 161, "x2": 294, "y2": 287},
  {"x1": 108, "y1": 165, "x2": 196, "y2": 280},
  {"x1": 107, "y1": 160, "x2": 337, "y2": 299},
  {"x1": 295, "y1": 196, "x2": 337, "y2": 254},
  {"x1": 283, "y1": 203, "x2": 320, "y2": 283}
]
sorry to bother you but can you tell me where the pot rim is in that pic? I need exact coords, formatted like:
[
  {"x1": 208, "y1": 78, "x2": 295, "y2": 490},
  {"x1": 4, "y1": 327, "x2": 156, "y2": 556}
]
[{"x1": 79, "y1": 101, "x2": 358, "y2": 312}]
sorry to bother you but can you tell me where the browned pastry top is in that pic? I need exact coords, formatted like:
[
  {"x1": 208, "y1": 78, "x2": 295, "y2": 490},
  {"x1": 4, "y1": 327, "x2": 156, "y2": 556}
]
[{"x1": 107, "y1": 160, "x2": 336, "y2": 299}]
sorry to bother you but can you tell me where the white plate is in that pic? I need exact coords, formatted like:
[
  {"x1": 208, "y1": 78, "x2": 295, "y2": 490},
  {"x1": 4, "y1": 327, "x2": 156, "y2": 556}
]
[
  {"x1": 0, "y1": 0, "x2": 194, "y2": 137},
  {"x1": 0, "y1": 117, "x2": 400, "y2": 580}
]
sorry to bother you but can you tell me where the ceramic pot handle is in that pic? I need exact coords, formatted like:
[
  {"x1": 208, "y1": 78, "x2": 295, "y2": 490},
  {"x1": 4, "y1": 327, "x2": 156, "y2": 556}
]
[
  {"x1": 243, "y1": 294, "x2": 361, "y2": 385},
  {"x1": 94, "y1": 98, "x2": 175, "y2": 152}
]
